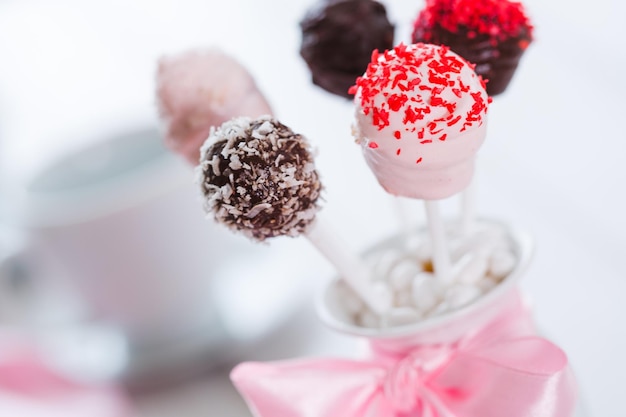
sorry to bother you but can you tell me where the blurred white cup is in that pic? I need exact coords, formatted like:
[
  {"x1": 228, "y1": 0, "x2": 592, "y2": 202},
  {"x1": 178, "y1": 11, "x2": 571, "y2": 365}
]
[{"x1": 0, "y1": 124, "x2": 257, "y2": 382}]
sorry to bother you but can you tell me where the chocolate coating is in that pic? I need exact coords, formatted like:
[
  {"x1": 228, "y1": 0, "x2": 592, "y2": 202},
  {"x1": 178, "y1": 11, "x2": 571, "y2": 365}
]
[
  {"x1": 412, "y1": 24, "x2": 531, "y2": 96},
  {"x1": 300, "y1": 0, "x2": 395, "y2": 99},
  {"x1": 197, "y1": 116, "x2": 322, "y2": 242}
]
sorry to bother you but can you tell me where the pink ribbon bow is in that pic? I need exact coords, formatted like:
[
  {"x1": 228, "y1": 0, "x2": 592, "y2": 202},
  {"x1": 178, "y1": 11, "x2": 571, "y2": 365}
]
[{"x1": 231, "y1": 297, "x2": 577, "y2": 417}]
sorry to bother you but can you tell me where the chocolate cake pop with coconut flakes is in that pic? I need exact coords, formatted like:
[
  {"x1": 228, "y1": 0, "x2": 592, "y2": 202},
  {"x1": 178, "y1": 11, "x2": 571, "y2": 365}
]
[
  {"x1": 197, "y1": 116, "x2": 322, "y2": 242},
  {"x1": 197, "y1": 115, "x2": 392, "y2": 314}
]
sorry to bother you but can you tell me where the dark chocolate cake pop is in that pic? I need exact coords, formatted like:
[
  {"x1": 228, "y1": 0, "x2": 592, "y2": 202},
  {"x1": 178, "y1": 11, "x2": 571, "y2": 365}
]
[
  {"x1": 300, "y1": 0, "x2": 395, "y2": 99},
  {"x1": 197, "y1": 116, "x2": 322, "y2": 242},
  {"x1": 412, "y1": 0, "x2": 533, "y2": 96}
]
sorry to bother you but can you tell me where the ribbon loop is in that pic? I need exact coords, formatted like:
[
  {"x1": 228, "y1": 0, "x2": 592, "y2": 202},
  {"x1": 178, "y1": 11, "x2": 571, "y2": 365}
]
[
  {"x1": 384, "y1": 355, "x2": 422, "y2": 413},
  {"x1": 383, "y1": 345, "x2": 455, "y2": 414}
]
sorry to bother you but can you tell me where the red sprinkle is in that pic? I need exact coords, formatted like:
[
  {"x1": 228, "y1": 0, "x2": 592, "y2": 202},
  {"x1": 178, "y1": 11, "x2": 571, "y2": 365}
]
[
  {"x1": 404, "y1": 106, "x2": 419, "y2": 124},
  {"x1": 388, "y1": 94, "x2": 408, "y2": 112},
  {"x1": 392, "y1": 72, "x2": 408, "y2": 89},
  {"x1": 428, "y1": 70, "x2": 448, "y2": 86},
  {"x1": 416, "y1": 157, "x2": 423, "y2": 164},
  {"x1": 447, "y1": 115, "x2": 462, "y2": 126},
  {"x1": 394, "y1": 130, "x2": 402, "y2": 139},
  {"x1": 396, "y1": 148, "x2": 402, "y2": 155},
  {"x1": 369, "y1": 142, "x2": 379, "y2": 149},
  {"x1": 372, "y1": 107, "x2": 390, "y2": 129}
]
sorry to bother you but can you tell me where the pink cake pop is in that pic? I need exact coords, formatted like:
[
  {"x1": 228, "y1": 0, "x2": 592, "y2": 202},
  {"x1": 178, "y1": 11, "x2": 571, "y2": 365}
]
[
  {"x1": 350, "y1": 43, "x2": 491, "y2": 200},
  {"x1": 156, "y1": 48, "x2": 273, "y2": 165}
]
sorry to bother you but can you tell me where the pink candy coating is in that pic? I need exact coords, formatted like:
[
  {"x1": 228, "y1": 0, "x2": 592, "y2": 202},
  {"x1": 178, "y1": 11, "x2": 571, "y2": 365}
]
[
  {"x1": 156, "y1": 48, "x2": 273, "y2": 165},
  {"x1": 352, "y1": 43, "x2": 490, "y2": 200}
]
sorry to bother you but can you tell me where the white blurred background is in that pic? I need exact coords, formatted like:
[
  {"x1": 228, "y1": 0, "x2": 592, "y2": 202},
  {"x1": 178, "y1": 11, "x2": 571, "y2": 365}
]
[{"x1": 0, "y1": 0, "x2": 624, "y2": 416}]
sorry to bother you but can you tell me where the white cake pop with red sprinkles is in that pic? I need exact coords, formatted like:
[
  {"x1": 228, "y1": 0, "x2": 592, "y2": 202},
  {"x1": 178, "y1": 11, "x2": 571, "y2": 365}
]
[{"x1": 350, "y1": 42, "x2": 491, "y2": 200}]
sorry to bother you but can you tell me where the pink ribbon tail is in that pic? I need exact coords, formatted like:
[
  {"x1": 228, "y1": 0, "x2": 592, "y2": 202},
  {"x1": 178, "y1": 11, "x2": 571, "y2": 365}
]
[
  {"x1": 432, "y1": 337, "x2": 577, "y2": 417},
  {"x1": 231, "y1": 359, "x2": 390, "y2": 417}
]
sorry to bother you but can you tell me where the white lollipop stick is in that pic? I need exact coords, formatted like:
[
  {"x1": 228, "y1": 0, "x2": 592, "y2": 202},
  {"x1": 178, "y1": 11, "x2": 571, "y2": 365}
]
[
  {"x1": 424, "y1": 200, "x2": 453, "y2": 285},
  {"x1": 306, "y1": 219, "x2": 392, "y2": 316},
  {"x1": 459, "y1": 177, "x2": 476, "y2": 236},
  {"x1": 392, "y1": 196, "x2": 414, "y2": 239}
]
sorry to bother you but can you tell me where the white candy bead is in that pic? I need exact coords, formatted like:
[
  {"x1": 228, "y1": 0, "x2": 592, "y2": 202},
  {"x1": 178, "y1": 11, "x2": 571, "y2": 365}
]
[
  {"x1": 445, "y1": 284, "x2": 482, "y2": 309},
  {"x1": 358, "y1": 310, "x2": 381, "y2": 328},
  {"x1": 414, "y1": 241, "x2": 432, "y2": 264},
  {"x1": 384, "y1": 307, "x2": 422, "y2": 327},
  {"x1": 489, "y1": 248, "x2": 517, "y2": 279},
  {"x1": 453, "y1": 253, "x2": 489, "y2": 285},
  {"x1": 450, "y1": 227, "x2": 503, "y2": 261},
  {"x1": 427, "y1": 300, "x2": 450, "y2": 317},
  {"x1": 371, "y1": 280, "x2": 394, "y2": 311},
  {"x1": 387, "y1": 258, "x2": 422, "y2": 291},
  {"x1": 476, "y1": 276, "x2": 499, "y2": 293},
  {"x1": 394, "y1": 290, "x2": 414, "y2": 308},
  {"x1": 411, "y1": 272, "x2": 441, "y2": 313},
  {"x1": 371, "y1": 249, "x2": 403, "y2": 280},
  {"x1": 403, "y1": 234, "x2": 422, "y2": 251}
]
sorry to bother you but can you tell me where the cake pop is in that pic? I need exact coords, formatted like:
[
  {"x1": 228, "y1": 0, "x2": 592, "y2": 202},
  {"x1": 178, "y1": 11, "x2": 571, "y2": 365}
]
[
  {"x1": 351, "y1": 42, "x2": 491, "y2": 201},
  {"x1": 198, "y1": 115, "x2": 392, "y2": 313},
  {"x1": 411, "y1": 0, "x2": 533, "y2": 96},
  {"x1": 300, "y1": 0, "x2": 394, "y2": 99},
  {"x1": 197, "y1": 116, "x2": 321, "y2": 241},
  {"x1": 156, "y1": 48, "x2": 272, "y2": 164}
]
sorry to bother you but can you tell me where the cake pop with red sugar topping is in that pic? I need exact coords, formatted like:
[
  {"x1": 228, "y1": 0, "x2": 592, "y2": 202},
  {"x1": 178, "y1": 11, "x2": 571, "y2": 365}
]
[
  {"x1": 350, "y1": 43, "x2": 491, "y2": 200},
  {"x1": 411, "y1": 0, "x2": 533, "y2": 96}
]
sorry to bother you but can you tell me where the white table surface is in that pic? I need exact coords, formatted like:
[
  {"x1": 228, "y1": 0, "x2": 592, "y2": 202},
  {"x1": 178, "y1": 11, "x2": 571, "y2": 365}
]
[{"x1": 0, "y1": 1, "x2": 624, "y2": 416}]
